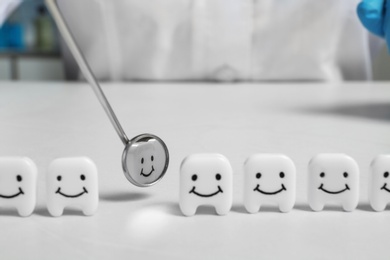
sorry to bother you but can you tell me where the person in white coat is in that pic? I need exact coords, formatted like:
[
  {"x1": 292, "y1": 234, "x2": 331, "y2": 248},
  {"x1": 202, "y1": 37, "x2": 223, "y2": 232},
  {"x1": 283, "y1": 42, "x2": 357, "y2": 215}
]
[{"x1": 58, "y1": 0, "x2": 380, "y2": 82}]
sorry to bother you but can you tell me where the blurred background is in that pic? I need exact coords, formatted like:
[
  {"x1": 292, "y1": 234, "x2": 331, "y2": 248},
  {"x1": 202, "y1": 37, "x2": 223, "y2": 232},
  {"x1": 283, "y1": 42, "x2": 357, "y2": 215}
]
[
  {"x1": 0, "y1": 0, "x2": 64, "y2": 80},
  {"x1": 1, "y1": 0, "x2": 390, "y2": 82},
  {"x1": 373, "y1": 47, "x2": 390, "y2": 80}
]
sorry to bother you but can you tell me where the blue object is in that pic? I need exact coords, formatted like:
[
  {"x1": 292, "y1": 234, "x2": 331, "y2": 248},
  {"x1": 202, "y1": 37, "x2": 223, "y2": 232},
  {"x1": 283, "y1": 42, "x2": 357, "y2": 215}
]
[
  {"x1": 0, "y1": 25, "x2": 8, "y2": 49},
  {"x1": 0, "y1": 22, "x2": 25, "y2": 51},
  {"x1": 357, "y1": 0, "x2": 386, "y2": 37},
  {"x1": 357, "y1": 0, "x2": 390, "y2": 51}
]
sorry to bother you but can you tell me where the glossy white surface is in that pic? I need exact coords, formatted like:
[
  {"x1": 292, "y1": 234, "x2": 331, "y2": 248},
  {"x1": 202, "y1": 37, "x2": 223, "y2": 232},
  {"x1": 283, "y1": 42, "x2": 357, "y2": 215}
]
[
  {"x1": 180, "y1": 154, "x2": 233, "y2": 216},
  {"x1": 1, "y1": 82, "x2": 390, "y2": 259},
  {"x1": 47, "y1": 157, "x2": 98, "y2": 216},
  {"x1": 244, "y1": 154, "x2": 296, "y2": 213}
]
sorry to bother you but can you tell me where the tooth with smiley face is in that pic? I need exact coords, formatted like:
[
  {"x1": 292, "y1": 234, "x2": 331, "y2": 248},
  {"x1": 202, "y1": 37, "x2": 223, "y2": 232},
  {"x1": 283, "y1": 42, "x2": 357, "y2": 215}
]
[
  {"x1": 47, "y1": 157, "x2": 98, "y2": 217},
  {"x1": 369, "y1": 155, "x2": 390, "y2": 211},
  {"x1": 180, "y1": 154, "x2": 233, "y2": 216},
  {"x1": 308, "y1": 154, "x2": 359, "y2": 212},
  {"x1": 244, "y1": 154, "x2": 296, "y2": 213},
  {"x1": 0, "y1": 157, "x2": 37, "y2": 217}
]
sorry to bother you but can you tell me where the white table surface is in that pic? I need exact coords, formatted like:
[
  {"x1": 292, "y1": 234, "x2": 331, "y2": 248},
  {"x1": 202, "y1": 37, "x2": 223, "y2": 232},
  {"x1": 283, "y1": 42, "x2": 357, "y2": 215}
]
[{"x1": 0, "y1": 81, "x2": 390, "y2": 259}]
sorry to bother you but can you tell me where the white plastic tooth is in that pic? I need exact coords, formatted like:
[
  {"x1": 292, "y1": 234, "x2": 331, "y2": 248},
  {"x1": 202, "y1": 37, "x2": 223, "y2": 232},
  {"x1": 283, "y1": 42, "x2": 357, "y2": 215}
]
[
  {"x1": 47, "y1": 157, "x2": 98, "y2": 217},
  {"x1": 180, "y1": 154, "x2": 233, "y2": 216},
  {"x1": 308, "y1": 154, "x2": 359, "y2": 212},
  {"x1": 369, "y1": 155, "x2": 390, "y2": 212},
  {"x1": 0, "y1": 157, "x2": 37, "y2": 217},
  {"x1": 244, "y1": 154, "x2": 296, "y2": 213}
]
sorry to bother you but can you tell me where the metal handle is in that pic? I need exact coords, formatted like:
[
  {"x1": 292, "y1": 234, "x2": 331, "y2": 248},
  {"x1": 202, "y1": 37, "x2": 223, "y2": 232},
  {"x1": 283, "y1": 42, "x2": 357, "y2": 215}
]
[{"x1": 45, "y1": 0, "x2": 130, "y2": 145}]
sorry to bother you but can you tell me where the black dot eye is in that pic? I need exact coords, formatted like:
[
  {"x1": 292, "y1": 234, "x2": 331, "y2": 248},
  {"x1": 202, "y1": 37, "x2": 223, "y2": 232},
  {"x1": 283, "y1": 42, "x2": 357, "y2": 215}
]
[
  {"x1": 279, "y1": 172, "x2": 285, "y2": 178},
  {"x1": 343, "y1": 172, "x2": 348, "y2": 178},
  {"x1": 16, "y1": 175, "x2": 22, "y2": 182},
  {"x1": 151, "y1": 156, "x2": 154, "y2": 161},
  {"x1": 216, "y1": 174, "x2": 221, "y2": 180},
  {"x1": 80, "y1": 174, "x2": 86, "y2": 181},
  {"x1": 192, "y1": 174, "x2": 197, "y2": 181},
  {"x1": 320, "y1": 172, "x2": 325, "y2": 178},
  {"x1": 384, "y1": 172, "x2": 389, "y2": 178},
  {"x1": 141, "y1": 158, "x2": 144, "y2": 164},
  {"x1": 57, "y1": 175, "x2": 62, "y2": 181},
  {"x1": 256, "y1": 172, "x2": 261, "y2": 179}
]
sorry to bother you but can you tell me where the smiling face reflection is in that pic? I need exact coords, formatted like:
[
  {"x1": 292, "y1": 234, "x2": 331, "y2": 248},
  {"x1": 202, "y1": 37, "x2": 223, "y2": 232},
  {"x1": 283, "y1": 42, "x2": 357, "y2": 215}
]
[
  {"x1": 140, "y1": 155, "x2": 155, "y2": 177},
  {"x1": 124, "y1": 136, "x2": 169, "y2": 187}
]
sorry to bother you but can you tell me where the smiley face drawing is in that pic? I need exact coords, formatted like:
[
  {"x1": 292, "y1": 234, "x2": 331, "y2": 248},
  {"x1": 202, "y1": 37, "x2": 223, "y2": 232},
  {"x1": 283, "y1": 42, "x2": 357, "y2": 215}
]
[
  {"x1": 0, "y1": 157, "x2": 37, "y2": 217},
  {"x1": 179, "y1": 154, "x2": 233, "y2": 216},
  {"x1": 244, "y1": 154, "x2": 296, "y2": 213},
  {"x1": 369, "y1": 155, "x2": 390, "y2": 211},
  {"x1": 308, "y1": 154, "x2": 359, "y2": 212},
  {"x1": 123, "y1": 137, "x2": 169, "y2": 187},
  {"x1": 47, "y1": 157, "x2": 98, "y2": 217}
]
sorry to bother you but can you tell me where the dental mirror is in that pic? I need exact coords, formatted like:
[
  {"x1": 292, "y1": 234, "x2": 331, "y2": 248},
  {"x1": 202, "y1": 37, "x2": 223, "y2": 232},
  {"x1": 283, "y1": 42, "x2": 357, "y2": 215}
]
[{"x1": 45, "y1": 0, "x2": 169, "y2": 187}]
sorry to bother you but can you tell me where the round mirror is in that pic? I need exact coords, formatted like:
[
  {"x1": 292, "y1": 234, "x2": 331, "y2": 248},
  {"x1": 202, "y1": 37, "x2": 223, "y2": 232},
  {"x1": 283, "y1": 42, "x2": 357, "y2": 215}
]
[{"x1": 122, "y1": 134, "x2": 169, "y2": 187}]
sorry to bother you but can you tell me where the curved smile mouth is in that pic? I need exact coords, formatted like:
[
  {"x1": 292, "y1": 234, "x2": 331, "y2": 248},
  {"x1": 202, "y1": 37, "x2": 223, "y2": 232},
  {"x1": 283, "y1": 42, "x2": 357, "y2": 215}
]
[
  {"x1": 140, "y1": 166, "x2": 155, "y2": 177},
  {"x1": 0, "y1": 187, "x2": 24, "y2": 199},
  {"x1": 189, "y1": 186, "x2": 223, "y2": 197},
  {"x1": 381, "y1": 183, "x2": 390, "y2": 192},
  {"x1": 253, "y1": 184, "x2": 286, "y2": 195},
  {"x1": 318, "y1": 183, "x2": 349, "y2": 194},
  {"x1": 56, "y1": 187, "x2": 88, "y2": 198}
]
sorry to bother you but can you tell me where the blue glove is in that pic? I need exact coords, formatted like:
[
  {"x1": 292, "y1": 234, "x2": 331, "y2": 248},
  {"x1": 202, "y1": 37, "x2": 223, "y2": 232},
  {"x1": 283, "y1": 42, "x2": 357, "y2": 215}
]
[{"x1": 357, "y1": 0, "x2": 386, "y2": 37}]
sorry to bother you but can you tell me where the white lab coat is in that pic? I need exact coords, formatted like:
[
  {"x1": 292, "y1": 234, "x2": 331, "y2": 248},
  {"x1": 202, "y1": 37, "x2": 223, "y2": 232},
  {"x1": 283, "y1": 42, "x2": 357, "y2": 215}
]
[
  {"x1": 58, "y1": 0, "x2": 375, "y2": 81},
  {"x1": 0, "y1": 0, "x2": 21, "y2": 26}
]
